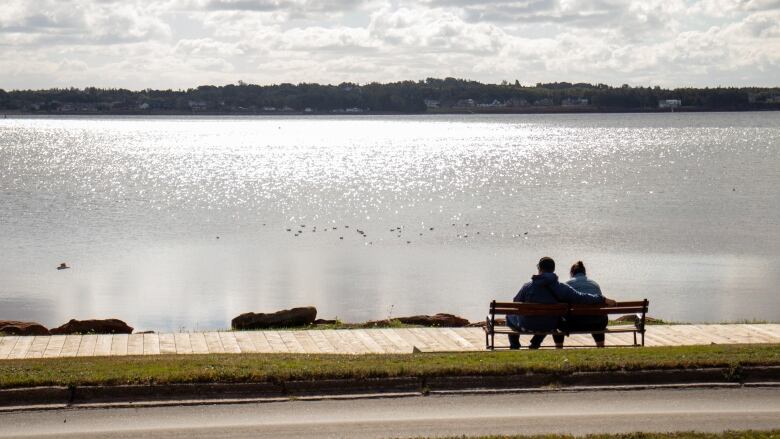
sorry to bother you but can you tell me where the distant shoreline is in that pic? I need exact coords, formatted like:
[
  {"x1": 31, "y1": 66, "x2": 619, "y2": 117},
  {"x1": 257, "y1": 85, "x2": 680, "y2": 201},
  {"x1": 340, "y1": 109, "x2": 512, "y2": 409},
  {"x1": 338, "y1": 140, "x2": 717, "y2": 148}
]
[{"x1": 4, "y1": 106, "x2": 780, "y2": 117}]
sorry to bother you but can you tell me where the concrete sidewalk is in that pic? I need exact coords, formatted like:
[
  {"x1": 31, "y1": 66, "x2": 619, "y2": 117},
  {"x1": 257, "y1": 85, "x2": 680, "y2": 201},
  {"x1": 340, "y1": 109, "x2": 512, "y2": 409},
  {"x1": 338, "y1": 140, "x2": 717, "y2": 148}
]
[{"x1": 1, "y1": 324, "x2": 779, "y2": 359}]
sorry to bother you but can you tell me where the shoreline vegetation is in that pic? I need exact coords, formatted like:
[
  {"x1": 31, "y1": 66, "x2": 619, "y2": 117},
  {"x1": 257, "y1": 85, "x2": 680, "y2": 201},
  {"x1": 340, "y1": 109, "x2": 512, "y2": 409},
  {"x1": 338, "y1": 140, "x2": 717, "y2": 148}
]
[
  {"x1": 2, "y1": 78, "x2": 779, "y2": 116},
  {"x1": 1, "y1": 345, "x2": 778, "y2": 389}
]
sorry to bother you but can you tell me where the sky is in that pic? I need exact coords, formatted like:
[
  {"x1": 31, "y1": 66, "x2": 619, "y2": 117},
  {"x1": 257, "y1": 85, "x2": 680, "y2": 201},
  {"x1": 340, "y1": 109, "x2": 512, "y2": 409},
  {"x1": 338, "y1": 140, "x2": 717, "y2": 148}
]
[{"x1": 1, "y1": 0, "x2": 779, "y2": 90}]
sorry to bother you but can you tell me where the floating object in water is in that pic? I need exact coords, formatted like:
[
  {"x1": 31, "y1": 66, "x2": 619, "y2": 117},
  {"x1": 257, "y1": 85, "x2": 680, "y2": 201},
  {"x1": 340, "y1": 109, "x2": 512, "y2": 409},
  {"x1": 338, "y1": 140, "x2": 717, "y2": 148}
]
[
  {"x1": 339, "y1": 236, "x2": 344, "y2": 240},
  {"x1": 406, "y1": 241, "x2": 411, "y2": 244},
  {"x1": 286, "y1": 228, "x2": 291, "y2": 232},
  {"x1": 216, "y1": 236, "x2": 220, "y2": 239},
  {"x1": 429, "y1": 227, "x2": 434, "y2": 231},
  {"x1": 57, "y1": 263, "x2": 70, "y2": 270}
]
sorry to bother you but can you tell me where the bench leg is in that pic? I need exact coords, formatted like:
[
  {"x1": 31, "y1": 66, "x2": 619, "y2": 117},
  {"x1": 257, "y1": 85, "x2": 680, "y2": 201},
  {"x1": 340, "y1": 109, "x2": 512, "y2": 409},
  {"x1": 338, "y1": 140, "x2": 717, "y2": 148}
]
[{"x1": 633, "y1": 331, "x2": 637, "y2": 347}]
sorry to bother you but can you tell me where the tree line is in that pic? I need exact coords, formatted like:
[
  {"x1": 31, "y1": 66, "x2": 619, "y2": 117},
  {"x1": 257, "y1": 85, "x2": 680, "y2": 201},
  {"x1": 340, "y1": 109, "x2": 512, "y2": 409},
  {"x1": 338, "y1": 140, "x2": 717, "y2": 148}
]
[{"x1": 1, "y1": 78, "x2": 778, "y2": 113}]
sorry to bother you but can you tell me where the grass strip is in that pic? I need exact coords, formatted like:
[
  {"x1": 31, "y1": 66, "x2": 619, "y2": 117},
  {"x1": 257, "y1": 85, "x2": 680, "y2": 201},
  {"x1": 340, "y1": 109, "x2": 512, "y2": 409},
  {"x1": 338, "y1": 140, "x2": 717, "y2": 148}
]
[
  {"x1": 1, "y1": 344, "x2": 778, "y2": 389},
  {"x1": 410, "y1": 431, "x2": 780, "y2": 439}
]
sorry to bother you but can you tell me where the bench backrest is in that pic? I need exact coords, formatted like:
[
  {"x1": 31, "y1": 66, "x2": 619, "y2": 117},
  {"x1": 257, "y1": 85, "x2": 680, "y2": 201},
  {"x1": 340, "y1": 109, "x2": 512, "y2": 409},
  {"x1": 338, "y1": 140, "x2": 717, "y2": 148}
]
[{"x1": 490, "y1": 300, "x2": 649, "y2": 316}]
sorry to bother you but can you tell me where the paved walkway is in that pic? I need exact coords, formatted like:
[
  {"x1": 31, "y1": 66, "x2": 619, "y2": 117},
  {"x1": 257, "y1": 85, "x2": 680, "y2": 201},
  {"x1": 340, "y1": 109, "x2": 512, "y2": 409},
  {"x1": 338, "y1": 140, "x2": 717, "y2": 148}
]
[{"x1": 1, "y1": 324, "x2": 779, "y2": 359}]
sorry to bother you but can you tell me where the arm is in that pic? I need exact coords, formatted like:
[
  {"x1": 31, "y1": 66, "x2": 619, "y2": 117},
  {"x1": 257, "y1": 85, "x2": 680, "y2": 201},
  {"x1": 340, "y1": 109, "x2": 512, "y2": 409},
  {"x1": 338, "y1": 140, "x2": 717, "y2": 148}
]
[
  {"x1": 555, "y1": 283, "x2": 605, "y2": 305},
  {"x1": 513, "y1": 282, "x2": 530, "y2": 302},
  {"x1": 590, "y1": 280, "x2": 616, "y2": 305}
]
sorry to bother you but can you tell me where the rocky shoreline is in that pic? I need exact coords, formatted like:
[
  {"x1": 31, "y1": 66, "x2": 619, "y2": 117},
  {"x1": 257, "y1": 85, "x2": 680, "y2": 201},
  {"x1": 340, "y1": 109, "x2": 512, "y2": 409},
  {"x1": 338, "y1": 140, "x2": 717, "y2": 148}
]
[{"x1": 0, "y1": 307, "x2": 474, "y2": 336}]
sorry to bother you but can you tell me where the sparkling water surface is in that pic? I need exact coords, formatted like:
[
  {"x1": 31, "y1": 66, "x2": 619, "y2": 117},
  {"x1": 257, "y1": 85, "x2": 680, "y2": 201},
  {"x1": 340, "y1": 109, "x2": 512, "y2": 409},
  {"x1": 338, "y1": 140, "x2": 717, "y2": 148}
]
[{"x1": 1, "y1": 113, "x2": 779, "y2": 330}]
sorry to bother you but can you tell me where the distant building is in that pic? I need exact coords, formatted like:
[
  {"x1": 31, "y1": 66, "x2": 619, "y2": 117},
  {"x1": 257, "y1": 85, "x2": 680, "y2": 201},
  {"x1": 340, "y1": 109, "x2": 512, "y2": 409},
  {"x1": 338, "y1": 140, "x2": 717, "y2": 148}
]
[
  {"x1": 261, "y1": 106, "x2": 276, "y2": 112},
  {"x1": 304, "y1": 107, "x2": 313, "y2": 113},
  {"x1": 345, "y1": 107, "x2": 364, "y2": 113},
  {"x1": 138, "y1": 103, "x2": 150, "y2": 110},
  {"x1": 455, "y1": 98, "x2": 476, "y2": 107},
  {"x1": 507, "y1": 97, "x2": 529, "y2": 107},
  {"x1": 562, "y1": 97, "x2": 589, "y2": 106},
  {"x1": 424, "y1": 99, "x2": 440, "y2": 109},
  {"x1": 658, "y1": 99, "x2": 681, "y2": 109},
  {"x1": 767, "y1": 96, "x2": 780, "y2": 104},
  {"x1": 534, "y1": 98, "x2": 553, "y2": 106},
  {"x1": 478, "y1": 99, "x2": 503, "y2": 107},
  {"x1": 188, "y1": 100, "x2": 207, "y2": 111}
]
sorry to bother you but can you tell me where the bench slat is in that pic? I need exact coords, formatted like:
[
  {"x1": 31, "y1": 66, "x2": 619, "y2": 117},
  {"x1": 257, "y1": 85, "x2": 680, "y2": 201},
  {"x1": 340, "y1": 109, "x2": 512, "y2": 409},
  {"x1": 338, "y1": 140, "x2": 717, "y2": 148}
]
[{"x1": 569, "y1": 307, "x2": 647, "y2": 315}]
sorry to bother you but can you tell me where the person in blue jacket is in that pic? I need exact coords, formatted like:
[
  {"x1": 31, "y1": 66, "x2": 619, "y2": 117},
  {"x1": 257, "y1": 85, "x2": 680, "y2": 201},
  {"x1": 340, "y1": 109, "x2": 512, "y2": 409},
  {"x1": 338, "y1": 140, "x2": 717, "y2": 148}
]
[
  {"x1": 565, "y1": 261, "x2": 610, "y2": 348},
  {"x1": 507, "y1": 256, "x2": 616, "y2": 349}
]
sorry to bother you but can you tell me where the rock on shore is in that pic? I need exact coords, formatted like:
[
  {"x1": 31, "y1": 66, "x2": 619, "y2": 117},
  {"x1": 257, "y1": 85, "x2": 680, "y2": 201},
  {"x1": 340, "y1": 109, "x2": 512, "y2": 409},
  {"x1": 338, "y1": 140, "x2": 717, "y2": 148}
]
[
  {"x1": 50, "y1": 319, "x2": 134, "y2": 335},
  {"x1": 0, "y1": 320, "x2": 50, "y2": 336},
  {"x1": 232, "y1": 307, "x2": 317, "y2": 330},
  {"x1": 369, "y1": 313, "x2": 470, "y2": 327}
]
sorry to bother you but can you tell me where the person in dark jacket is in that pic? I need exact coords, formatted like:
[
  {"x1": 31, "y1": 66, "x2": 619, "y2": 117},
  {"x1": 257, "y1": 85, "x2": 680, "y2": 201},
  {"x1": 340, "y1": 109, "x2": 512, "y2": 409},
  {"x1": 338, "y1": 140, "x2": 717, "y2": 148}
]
[
  {"x1": 565, "y1": 261, "x2": 609, "y2": 347},
  {"x1": 507, "y1": 257, "x2": 616, "y2": 349}
]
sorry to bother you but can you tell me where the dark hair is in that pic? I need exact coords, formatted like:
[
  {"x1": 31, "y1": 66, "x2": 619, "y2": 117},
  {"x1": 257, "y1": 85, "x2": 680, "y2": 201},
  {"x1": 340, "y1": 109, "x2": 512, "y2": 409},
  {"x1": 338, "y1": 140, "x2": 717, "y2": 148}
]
[
  {"x1": 537, "y1": 256, "x2": 555, "y2": 273},
  {"x1": 570, "y1": 261, "x2": 586, "y2": 277}
]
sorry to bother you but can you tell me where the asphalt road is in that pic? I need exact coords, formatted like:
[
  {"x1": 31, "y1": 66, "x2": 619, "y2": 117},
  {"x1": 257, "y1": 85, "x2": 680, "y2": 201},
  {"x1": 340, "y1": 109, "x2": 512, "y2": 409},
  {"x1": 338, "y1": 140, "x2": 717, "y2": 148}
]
[{"x1": 2, "y1": 386, "x2": 779, "y2": 438}]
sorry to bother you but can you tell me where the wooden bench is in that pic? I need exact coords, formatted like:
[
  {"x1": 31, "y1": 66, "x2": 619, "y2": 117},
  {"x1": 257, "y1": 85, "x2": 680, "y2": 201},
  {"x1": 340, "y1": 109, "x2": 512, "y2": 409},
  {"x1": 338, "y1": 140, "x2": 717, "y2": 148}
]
[{"x1": 484, "y1": 299, "x2": 649, "y2": 349}]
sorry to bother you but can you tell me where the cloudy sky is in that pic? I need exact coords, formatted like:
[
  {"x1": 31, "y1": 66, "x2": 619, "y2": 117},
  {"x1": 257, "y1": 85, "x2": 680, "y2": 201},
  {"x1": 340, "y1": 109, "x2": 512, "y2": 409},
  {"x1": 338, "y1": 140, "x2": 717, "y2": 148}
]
[{"x1": 1, "y1": 0, "x2": 779, "y2": 90}]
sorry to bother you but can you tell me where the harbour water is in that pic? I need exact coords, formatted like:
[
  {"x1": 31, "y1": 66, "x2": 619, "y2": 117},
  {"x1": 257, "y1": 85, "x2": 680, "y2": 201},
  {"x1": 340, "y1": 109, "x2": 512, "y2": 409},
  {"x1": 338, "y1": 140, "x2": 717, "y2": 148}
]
[{"x1": 1, "y1": 113, "x2": 778, "y2": 330}]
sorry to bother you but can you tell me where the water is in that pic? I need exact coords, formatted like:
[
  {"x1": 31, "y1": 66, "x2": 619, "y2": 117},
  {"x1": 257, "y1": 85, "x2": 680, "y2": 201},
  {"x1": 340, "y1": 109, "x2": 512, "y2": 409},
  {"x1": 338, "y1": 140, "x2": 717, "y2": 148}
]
[{"x1": 1, "y1": 113, "x2": 779, "y2": 331}]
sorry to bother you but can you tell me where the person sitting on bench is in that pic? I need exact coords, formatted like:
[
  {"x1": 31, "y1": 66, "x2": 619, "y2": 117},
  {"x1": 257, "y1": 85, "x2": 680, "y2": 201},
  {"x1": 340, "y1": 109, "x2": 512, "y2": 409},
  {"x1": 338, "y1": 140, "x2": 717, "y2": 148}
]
[
  {"x1": 565, "y1": 261, "x2": 609, "y2": 348},
  {"x1": 507, "y1": 256, "x2": 616, "y2": 349}
]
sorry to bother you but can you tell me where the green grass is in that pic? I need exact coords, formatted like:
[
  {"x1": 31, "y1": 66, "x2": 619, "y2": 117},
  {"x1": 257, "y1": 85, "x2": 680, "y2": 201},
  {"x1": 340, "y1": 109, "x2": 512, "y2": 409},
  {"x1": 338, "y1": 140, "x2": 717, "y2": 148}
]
[
  {"x1": 413, "y1": 432, "x2": 780, "y2": 439},
  {"x1": 1, "y1": 344, "x2": 778, "y2": 389}
]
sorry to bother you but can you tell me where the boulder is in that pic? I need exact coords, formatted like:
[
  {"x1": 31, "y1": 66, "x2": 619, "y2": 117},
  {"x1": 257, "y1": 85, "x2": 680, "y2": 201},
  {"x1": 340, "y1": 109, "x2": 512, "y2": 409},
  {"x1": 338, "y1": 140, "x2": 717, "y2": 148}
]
[
  {"x1": 0, "y1": 320, "x2": 50, "y2": 336},
  {"x1": 614, "y1": 315, "x2": 663, "y2": 325},
  {"x1": 50, "y1": 319, "x2": 133, "y2": 335},
  {"x1": 365, "y1": 313, "x2": 470, "y2": 328},
  {"x1": 232, "y1": 307, "x2": 317, "y2": 330},
  {"x1": 467, "y1": 319, "x2": 505, "y2": 328},
  {"x1": 396, "y1": 313, "x2": 470, "y2": 327}
]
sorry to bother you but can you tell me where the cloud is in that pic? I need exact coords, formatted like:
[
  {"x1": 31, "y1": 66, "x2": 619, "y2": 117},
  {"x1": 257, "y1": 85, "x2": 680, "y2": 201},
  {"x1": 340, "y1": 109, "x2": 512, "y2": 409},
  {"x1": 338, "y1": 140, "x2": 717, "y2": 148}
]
[{"x1": 0, "y1": 0, "x2": 778, "y2": 89}]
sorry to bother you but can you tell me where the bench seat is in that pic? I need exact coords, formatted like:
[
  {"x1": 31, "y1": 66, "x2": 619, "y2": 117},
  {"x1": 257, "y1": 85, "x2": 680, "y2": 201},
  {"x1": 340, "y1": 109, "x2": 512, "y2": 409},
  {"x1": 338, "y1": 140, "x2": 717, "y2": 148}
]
[{"x1": 484, "y1": 300, "x2": 649, "y2": 349}]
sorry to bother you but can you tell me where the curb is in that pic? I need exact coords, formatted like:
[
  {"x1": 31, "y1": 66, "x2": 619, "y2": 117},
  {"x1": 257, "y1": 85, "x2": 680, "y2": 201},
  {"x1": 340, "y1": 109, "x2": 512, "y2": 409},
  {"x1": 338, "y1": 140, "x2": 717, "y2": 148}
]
[{"x1": 1, "y1": 366, "x2": 778, "y2": 411}]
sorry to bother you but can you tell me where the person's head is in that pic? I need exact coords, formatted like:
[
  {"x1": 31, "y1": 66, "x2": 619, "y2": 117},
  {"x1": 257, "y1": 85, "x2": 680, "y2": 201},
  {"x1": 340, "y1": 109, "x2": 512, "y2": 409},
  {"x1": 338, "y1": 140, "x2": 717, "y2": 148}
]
[
  {"x1": 570, "y1": 260, "x2": 586, "y2": 277},
  {"x1": 537, "y1": 256, "x2": 555, "y2": 273}
]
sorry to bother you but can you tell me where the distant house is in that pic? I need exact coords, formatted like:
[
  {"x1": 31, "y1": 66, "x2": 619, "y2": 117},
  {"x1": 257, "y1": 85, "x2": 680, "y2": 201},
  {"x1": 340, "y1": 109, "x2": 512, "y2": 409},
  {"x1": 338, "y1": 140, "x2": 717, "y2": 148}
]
[
  {"x1": 424, "y1": 99, "x2": 440, "y2": 109},
  {"x1": 507, "y1": 97, "x2": 529, "y2": 107},
  {"x1": 534, "y1": 98, "x2": 553, "y2": 106},
  {"x1": 562, "y1": 97, "x2": 589, "y2": 106},
  {"x1": 188, "y1": 100, "x2": 207, "y2": 111},
  {"x1": 261, "y1": 106, "x2": 277, "y2": 112},
  {"x1": 138, "y1": 103, "x2": 150, "y2": 110},
  {"x1": 304, "y1": 107, "x2": 313, "y2": 113},
  {"x1": 456, "y1": 98, "x2": 476, "y2": 107},
  {"x1": 658, "y1": 99, "x2": 681, "y2": 109},
  {"x1": 345, "y1": 107, "x2": 364, "y2": 113},
  {"x1": 478, "y1": 99, "x2": 503, "y2": 107}
]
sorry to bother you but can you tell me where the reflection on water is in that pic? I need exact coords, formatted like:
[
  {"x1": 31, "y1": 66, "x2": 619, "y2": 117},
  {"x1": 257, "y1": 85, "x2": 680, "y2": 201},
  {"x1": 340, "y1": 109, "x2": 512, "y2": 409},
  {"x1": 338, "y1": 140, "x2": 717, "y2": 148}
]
[{"x1": 1, "y1": 113, "x2": 779, "y2": 330}]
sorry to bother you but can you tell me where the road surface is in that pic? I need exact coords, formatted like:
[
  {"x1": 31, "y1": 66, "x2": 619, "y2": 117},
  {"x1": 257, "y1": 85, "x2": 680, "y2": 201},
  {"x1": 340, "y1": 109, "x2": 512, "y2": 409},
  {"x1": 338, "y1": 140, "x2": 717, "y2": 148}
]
[{"x1": 2, "y1": 386, "x2": 779, "y2": 438}]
